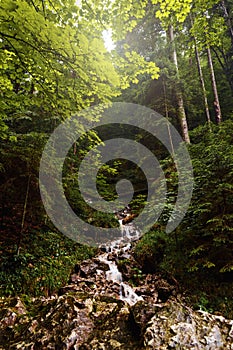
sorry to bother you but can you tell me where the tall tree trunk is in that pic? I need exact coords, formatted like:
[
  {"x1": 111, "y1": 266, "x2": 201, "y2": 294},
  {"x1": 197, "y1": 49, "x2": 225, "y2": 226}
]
[
  {"x1": 195, "y1": 41, "x2": 211, "y2": 124},
  {"x1": 207, "y1": 46, "x2": 222, "y2": 124},
  {"x1": 162, "y1": 79, "x2": 175, "y2": 155},
  {"x1": 168, "y1": 25, "x2": 190, "y2": 143},
  {"x1": 16, "y1": 174, "x2": 31, "y2": 255},
  {"x1": 190, "y1": 15, "x2": 211, "y2": 124}
]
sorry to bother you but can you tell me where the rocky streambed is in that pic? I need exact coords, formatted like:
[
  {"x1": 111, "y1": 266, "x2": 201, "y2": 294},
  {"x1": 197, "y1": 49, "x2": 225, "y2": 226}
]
[{"x1": 1, "y1": 222, "x2": 233, "y2": 349}]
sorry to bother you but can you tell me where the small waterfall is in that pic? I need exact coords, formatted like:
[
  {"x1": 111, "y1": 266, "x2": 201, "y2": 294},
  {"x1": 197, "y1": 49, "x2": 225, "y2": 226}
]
[
  {"x1": 120, "y1": 283, "x2": 143, "y2": 306},
  {"x1": 106, "y1": 262, "x2": 123, "y2": 283},
  {"x1": 122, "y1": 223, "x2": 140, "y2": 241},
  {"x1": 98, "y1": 214, "x2": 142, "y2": 306},
  {"x1": 98, "y1": 254, "x2": 123, "y2": 283},
  {"x1": 119, "y1": 219, "x2": 123, "y2": 232}
]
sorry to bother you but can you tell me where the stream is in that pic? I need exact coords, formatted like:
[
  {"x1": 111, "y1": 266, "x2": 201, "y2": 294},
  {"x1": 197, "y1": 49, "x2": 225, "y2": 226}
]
[{"x1": 98, "y1": 218, "x2": 143, "y2": 306}]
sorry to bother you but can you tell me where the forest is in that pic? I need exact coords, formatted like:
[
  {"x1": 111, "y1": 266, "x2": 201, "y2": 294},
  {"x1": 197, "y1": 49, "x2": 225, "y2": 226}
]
[{"x1": 0, "y1": 0, "x2": 233, "y2": 342}]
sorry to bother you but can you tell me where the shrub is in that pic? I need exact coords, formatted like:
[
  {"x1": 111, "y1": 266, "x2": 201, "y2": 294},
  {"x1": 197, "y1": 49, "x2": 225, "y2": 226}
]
[{"x1": 133, "y1": 229, "x2": 167, "y2": 273}]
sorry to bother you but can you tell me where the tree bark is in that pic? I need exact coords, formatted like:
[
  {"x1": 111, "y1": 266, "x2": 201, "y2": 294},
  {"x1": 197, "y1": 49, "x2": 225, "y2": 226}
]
[
  {"x1": 190, "y1": 15, "x2": 211, "y2": 124},
  {"x1": 207, "y1": 46, "x2": 222, "y2": 124},
  {"x1": 195, "y1": 44, "x2": 211, "y2": 123},
  {"x1": 168, "y1": 25, "x2": 190, "y2": 143},
  {"x1": 16, "y1": 174, "x2": 31, "y2": 255},
  {"x1": 162, "y1": 79, "x2": 175, "y2": 155}
]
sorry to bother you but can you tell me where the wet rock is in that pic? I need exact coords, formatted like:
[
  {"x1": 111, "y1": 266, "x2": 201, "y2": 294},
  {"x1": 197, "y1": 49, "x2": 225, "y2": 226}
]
[
  {"x1": 117, "y1": 253, "x2": 131, "y2": 260},
  {"x1": 99, "y1": 246, "x2": 108, "y2": 253},
  {"x1": 116, "y1": 255, "x2": 139, "y2": 282},
  {"x1": 155, "y1": 278, "x2": 175, "y2": 302},
  {"x1": 75, "y1": 260, "x2": 99, "y2": 278},
  {"x1": 122, "y1": 214, "x2": 137, "y2": 225},
  {"x1": 107, "y1": 253, "x2": 117, "y2": 261},
  {"x1": 130, "y1": 300, "x2": 159, "y2": 336},
  {"x1": 93, "y1": 259, "x2": 110, "y2": 271}
]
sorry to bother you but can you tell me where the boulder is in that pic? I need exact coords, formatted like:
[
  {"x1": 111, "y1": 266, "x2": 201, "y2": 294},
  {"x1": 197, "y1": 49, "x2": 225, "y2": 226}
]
[{"x1": 144, "y1": 297, "x2": 233, "y2": 349}]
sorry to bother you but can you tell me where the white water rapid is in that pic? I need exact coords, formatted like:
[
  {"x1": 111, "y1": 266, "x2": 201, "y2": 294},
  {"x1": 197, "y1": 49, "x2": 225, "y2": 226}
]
[{"x1": 98, "y1": 220, "x2": 143, "y2": 306}]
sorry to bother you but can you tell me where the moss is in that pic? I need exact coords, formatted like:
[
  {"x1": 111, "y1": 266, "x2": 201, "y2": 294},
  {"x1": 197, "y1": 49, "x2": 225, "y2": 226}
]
[{"x1": 133, "y1": 229, "x2": 167, "y2": 273}]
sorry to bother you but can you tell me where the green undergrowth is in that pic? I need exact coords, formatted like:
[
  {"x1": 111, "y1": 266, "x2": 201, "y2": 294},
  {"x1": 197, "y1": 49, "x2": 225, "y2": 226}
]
[
  {"x1": 133, "y1": 228, "x2": 233, "y2": 319},
  {"x1": 0, "y1": 229, "x2": 97, "y2": 298},
  {"x1": 161, "y1": 237, "x2": 233, "y2": 319}
]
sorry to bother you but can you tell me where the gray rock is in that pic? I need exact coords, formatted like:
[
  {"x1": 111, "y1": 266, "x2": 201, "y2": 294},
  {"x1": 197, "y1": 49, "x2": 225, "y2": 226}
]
[{"x1": 144, "y1": 298, "x2": 233, "y2": 349}]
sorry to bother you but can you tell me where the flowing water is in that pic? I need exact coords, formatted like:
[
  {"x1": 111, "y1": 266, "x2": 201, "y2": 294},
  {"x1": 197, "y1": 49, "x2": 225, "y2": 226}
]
[{"x1": 98, "y1": 220, "x2": 143, "y2": 306}]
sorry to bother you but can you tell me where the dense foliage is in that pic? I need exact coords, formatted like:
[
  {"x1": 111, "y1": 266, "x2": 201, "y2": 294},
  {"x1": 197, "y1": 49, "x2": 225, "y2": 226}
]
[{"x1": 132, "y1": 121, "x2": 233, "y2": 316}]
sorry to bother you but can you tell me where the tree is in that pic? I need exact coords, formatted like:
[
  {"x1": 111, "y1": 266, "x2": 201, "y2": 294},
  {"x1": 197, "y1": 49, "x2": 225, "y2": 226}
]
[
  {"x1": 149, "y1": 0, "x2": 192, "y2": 142},
  {"x1": 0, "y1": 0, "x2": 159, "y2": 137},
  {"x1": 207, "y1": 46, "x2": 222, "y2": 123},
  {"x1": 152, "y1": 0, "x2": 232, "y2": 124},
  {"x1": 0, "y1": 0, "x2": 119, "y2": 122},
  {"x1": 213, "y1": 0, "x2": 233, "y2": 95},
  {"x1": 189, "y1": 15, "x2": 211, "y2": 124},
  {"x1": 115, "y1": 1, "x2": 211, "y2": 130},
  {"x1": 167, "y1": 24, "x2": 190, "y2": 142},
  {"x1": 189, "y1": 0, "x2": 233, "y2": 122}
]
